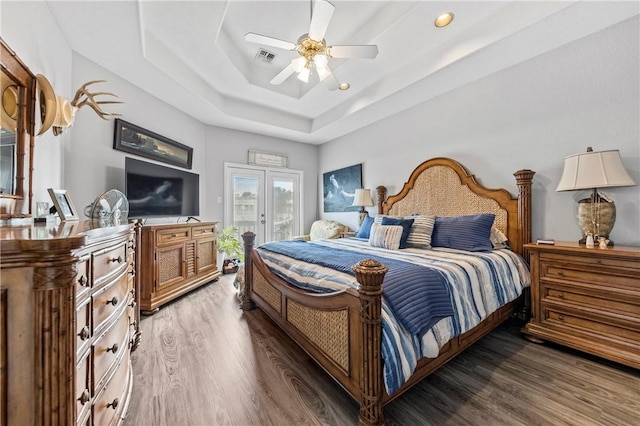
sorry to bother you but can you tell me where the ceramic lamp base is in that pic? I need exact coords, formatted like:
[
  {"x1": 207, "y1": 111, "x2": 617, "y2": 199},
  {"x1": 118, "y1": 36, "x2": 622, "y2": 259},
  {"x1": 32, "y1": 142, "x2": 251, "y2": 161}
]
[{"x1": 577, "y1": 198, "x2": 616, "y2": 246}]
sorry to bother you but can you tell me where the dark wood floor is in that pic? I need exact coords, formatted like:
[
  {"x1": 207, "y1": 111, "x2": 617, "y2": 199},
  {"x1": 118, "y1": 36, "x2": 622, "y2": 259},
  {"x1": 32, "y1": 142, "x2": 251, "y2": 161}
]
[{"x1": 124, "y1": 274, "x2": 640, "y2": 426}]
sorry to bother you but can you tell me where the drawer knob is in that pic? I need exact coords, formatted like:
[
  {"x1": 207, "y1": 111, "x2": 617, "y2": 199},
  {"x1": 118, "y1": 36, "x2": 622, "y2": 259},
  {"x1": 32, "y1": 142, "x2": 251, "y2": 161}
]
[
  {"x1": 128, "y1": 269, "x2": 135, "y2": 276},
  {"x1": 558, "y1": 315, "x2": 564, "y2": 321},
  {"x1": 109, "y1": 256, "x2": 123, "y2": 264},
  {"x1": 171, "y1": 233, "x2": 178, "y2": 238},
  {"x1": 558, "y1": 293, "x2": 564, "y2": 299},
  {"x1": 107, "y1": 398, "x2": 119, "y2": 410},
  {"x1": 106, "y1": 296, "x2": 119, "y2": 306},
  {"x1": 78, "y1": 326, "x2": 90, "y2": 341},
  {"x1": 129, "y1": 300, "x2": 137, "y2": 308},
  {"x1": 557, "y1": 271, "x2": 564, "y2": 276},
  {"x1": 106, "y1": 343, "x2": 119, "y2": 353},
  {"x1": 78, "y1": 275, "x2": 88, "y2": 286},
  {"x1": 78, "y1": 389, "x2": 90, "y2": 405}
]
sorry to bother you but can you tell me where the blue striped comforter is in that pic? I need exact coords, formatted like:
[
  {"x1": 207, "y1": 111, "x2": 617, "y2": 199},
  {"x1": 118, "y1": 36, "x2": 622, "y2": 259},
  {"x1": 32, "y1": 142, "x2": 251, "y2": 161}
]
[
  {"x1": 259, "y1": 240, "x2": 453, "y2": 336},
  {"x1": 255, "y1": 238, "x2": 530, "y2": 394}
]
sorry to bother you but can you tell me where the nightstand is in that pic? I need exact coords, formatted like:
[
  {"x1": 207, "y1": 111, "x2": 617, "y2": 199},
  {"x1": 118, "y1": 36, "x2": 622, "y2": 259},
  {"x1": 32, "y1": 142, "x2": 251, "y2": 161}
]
[
  {"x1": 341, "y1": 231, "x2": 357, "y2": 238},
  {"x1": 522, "y1": 241, "x2": 640, "y2": 369}
]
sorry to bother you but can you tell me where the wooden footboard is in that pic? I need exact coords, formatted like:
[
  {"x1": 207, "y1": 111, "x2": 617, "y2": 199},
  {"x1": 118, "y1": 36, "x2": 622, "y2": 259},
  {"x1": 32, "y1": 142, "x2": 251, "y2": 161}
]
[
  {"x1": 241, "y1": 232, "x2": 388, "y2": 425},
  {"x1": 240, "y1": 158, "x2": 535, "y2": 426}
]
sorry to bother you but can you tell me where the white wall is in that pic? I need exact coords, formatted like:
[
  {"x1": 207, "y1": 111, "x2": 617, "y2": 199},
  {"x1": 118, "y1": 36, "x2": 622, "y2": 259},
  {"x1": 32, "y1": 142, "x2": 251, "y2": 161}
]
[
  {"x1": 2, "y1": 2, "x2": 319, "y2": 230},
  {"x1": 319, "y1": 16, "x2": 640, "y2": 245}
]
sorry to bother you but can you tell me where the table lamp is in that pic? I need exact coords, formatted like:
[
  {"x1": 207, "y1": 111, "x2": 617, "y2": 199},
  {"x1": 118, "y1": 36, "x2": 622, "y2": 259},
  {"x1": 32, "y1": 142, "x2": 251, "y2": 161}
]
[
  {"x1": 352, "y1": 188, "x2": 374, "y2": 225},
  {"x1": 556, "y1": 147, "x2": 636, "y2": 246}
]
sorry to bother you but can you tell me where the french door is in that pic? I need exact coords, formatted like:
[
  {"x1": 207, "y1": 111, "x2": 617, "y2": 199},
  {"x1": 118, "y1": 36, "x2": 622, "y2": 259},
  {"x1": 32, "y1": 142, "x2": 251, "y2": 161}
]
[{"x1": 224, "y1": 163, "x2": 303, "y2": 246}]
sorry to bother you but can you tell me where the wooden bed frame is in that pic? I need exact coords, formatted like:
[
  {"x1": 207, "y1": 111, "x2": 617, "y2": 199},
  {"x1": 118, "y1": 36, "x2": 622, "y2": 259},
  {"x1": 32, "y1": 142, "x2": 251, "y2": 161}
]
[{"x1": 240, "y1": 157, "x2": 535, "y2": 425}]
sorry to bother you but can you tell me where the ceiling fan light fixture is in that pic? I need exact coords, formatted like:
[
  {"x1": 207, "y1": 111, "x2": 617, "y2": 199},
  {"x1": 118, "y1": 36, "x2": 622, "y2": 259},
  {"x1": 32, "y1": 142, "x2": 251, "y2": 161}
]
[
  {"x1": 434, "y1": 12, "x2": 454, "y2": 28},
  {"x1": 292, "y1": 57, "x2": 307, "y2": 73},
  {"x1": 314, "y1": 55, "x2": 331, "y2": 81},
  {"x1": 297, "y1": 67, "x2": 310, "y2": 83}
]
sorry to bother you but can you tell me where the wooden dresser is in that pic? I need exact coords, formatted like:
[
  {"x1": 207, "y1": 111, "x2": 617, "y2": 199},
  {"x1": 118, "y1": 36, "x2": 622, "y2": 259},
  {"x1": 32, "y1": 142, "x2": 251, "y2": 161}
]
[
  {"x1": 0, "y1": 220, "x2": 139, "y2": 425},
  {"x1": 139, "y1": 221, "x2": 220, "y2": 314},
  {"x1": 522, "y1": 242, "x2": 640, "y2": 369}
]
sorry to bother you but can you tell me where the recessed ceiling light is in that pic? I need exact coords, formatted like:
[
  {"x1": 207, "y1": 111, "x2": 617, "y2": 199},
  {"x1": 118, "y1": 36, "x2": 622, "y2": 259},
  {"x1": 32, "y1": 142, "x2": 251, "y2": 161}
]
[
  {"x1": 338, "y1": 83, "x2": 350, "y2": 91},
  {"x1": 435, "y1": 12, "x2": 454, "y2": 28}
]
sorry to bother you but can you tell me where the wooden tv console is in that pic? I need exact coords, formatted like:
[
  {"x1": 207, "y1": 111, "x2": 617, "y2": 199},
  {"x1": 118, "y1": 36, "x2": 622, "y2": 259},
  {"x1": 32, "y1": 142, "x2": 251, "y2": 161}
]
[{"x1": 139, "y1": 221, "x2": 221, "y2": 314}]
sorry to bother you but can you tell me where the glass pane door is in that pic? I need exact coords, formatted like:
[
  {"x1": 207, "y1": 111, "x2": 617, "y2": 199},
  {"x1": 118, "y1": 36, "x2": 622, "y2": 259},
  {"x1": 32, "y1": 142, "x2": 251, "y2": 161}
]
[
  {"x1": 225, "y1": 166, "x2": 265, "y2": 244},
  {"x1": 224, "y1": 163, "x2": 303, "y2": 245},
  {"x1": 268, "y1": 172, "x2": 301, "y2": 242}
]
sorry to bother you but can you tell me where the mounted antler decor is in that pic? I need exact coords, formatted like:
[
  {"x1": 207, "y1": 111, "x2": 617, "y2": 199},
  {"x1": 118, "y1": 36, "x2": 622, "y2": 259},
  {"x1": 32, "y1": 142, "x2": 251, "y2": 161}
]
[{"x1": 50, "y1": 79, "x2": 123, "y2": 136}]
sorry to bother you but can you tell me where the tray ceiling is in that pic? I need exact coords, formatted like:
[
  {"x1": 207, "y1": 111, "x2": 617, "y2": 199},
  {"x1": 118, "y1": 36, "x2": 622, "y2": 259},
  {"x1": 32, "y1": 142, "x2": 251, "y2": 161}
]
[{"x1": 45, "y1": 0, "x2": 639, "y2": 144}]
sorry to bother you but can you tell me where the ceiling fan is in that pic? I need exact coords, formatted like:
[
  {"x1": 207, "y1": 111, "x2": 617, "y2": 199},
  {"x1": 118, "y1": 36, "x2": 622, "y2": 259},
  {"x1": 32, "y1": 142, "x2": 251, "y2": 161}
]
[{"x1": 244, "y1": 0, "x2": 378, "y2": 90}]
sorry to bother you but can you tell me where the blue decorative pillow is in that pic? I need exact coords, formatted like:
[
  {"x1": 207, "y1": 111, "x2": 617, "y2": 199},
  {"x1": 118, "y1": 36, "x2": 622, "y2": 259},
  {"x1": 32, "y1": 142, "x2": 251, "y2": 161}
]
[
  {"x1": 431, "y1": 214, "x2": 495, "y2": 252},
  {"x1": 381, "y1": 217, "x2": 414, "y2": 249},
  {"x1": 356, "y1": 215, "x2": 375, "y2": 239}
]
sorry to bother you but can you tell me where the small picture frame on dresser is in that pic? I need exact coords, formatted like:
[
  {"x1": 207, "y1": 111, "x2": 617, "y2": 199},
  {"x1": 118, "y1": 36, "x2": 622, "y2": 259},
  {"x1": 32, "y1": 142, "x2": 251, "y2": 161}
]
[{"x1": 47, "y1": 188, "x2": 79, "y2": 221}]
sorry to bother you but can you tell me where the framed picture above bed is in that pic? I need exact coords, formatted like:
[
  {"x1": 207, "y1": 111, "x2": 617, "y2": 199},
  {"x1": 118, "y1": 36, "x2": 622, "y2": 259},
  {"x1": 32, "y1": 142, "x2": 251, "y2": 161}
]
[{"x1": 323, "y1": 163, "x2": 362, "y2": 212}]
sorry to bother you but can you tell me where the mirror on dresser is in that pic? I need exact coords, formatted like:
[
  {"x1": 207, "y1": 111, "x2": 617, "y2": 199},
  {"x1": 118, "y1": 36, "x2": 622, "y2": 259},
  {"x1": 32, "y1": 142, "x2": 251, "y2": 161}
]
[{"x1": 0, "y1": 38, "x2": 35, "y2": 219}]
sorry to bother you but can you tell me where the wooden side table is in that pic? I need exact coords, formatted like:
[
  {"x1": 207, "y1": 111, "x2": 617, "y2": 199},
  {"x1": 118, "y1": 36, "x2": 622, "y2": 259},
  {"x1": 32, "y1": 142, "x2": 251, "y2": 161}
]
[{"x1": 522, "y1": 241, "x2": 640, "y2": 369}]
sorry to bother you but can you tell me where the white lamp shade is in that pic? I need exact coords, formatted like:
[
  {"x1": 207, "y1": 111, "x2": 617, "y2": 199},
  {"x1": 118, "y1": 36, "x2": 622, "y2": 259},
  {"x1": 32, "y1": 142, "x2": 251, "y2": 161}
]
[
  {"x1": 556, "y1": 149, "x2": 636, "y2": 191},
  {"x1": 352, "y1": 188, "x2": 374, "y2": 207}
]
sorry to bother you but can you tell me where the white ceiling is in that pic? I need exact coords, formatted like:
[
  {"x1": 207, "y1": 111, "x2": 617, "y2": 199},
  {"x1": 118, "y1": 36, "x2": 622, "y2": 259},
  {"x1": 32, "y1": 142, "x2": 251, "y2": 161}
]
[{"x1": 46, "y1": 0, "x2": 639, "y2": 144}]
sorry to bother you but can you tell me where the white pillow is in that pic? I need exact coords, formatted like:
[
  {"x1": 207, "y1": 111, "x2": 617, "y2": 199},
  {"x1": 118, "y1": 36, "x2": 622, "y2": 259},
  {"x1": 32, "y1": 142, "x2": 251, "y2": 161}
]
[
  {"x1": 368, "y1": 224, "x2": 403, "y2": 250},
  {"x1": 490, "y1": 227, "x2": 509, "y2": 249}
]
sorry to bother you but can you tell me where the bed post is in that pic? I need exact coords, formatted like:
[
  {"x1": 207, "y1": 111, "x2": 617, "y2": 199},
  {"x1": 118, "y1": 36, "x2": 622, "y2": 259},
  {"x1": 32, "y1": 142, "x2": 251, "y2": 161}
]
[
  {"x1": 514, "y1": 169, "x2": 535, "y2": 262},
  {"x1": 240, "y1": 231, "x2": 256, "y2": 311},
  {"x1": 352, "y1": 259, "x2": 388, "y2": 426},
  {"x1": 376, "y1": 186, "x2": 387, "y2": 214}
]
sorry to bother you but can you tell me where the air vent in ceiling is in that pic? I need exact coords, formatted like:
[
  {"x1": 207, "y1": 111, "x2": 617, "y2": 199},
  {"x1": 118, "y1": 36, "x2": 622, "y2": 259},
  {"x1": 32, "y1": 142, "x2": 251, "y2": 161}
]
[{"x1": 255, "y1": 48, "x2": 276, "y2": 64}]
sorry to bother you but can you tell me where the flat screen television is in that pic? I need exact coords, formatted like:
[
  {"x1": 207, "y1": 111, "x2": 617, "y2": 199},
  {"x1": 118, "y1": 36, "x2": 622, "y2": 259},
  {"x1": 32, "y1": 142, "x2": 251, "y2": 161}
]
[{"x1": 125, "y1": 157, "x2": 199, "y2": 218}]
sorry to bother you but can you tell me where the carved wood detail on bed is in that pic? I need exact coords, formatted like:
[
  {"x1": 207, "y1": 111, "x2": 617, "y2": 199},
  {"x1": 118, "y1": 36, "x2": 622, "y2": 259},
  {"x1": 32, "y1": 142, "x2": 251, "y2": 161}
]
[{"x1": 241, "y1": 157, "x2": 535, "y2": 426}]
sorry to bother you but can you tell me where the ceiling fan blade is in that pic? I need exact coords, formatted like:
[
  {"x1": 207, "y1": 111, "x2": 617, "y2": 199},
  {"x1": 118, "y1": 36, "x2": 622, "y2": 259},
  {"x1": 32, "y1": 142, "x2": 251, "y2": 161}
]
[
  {"x1": 308, "y1": 0, "x2": 335, "y2": 41},
  {"x1": 270, "y1": 63, "x2": 296, "y2": 85},
  {"x1": 244, "y1": 33, "x2": 296, "y2": 51},
  {"x1": 328, "y1": 45, "x2": 379, "y2": 59}
]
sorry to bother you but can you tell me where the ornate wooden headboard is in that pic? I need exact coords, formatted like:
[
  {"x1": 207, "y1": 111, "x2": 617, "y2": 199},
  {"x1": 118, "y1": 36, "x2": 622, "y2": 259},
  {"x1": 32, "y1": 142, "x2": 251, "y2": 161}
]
[{"x1": 376, "y1": 157, "x2": 535, "y2": 259}]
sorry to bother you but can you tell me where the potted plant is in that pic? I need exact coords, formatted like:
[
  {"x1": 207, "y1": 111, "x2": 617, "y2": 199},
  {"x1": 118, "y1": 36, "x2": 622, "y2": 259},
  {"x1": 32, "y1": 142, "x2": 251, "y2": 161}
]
[{"x1": 217, "y1": 225, "x2": 244, "y2": 274}]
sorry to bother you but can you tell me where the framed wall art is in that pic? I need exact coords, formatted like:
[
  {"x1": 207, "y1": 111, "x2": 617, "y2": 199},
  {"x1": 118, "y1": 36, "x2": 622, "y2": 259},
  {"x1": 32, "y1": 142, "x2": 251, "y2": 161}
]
[
  {"x1": 248, "y1": 150, "x2": 288, "y2": 168},
  {"x1": 47, "y1": 188, "x2": 79, "y2": 221},
  {"x1": 322, "y1": 163, "x2": 362, "y2": 212},
  {"x1": 113, "y1": 118, "x2": 193, "y2": 169}
]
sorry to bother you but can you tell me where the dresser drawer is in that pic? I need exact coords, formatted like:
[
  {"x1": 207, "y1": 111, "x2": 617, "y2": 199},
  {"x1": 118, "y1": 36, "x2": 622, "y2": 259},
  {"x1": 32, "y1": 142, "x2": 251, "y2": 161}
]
[
  {"x1": 541, "y1": 304, "x2": 639, "y2": 342},
  {"x1": 542, "y1": 284, "x2": 640, "y2": 317},
  {"x1": 93, "y1": 271, "x2": 129, "y2": 334},
  {"x1": 157, "y1": 228, "x2": 191, "y2": 246},
  {"x1": 93, "y1": 308, "x2": 129, "y2": 391},
  {"x1": 539, "y1": 253, "x2": 639, "y2": 291},
  {"x1": 76, "y1": 297, "x2": 92, "y2": 357},
  {"x1": 93, "y1": 242, "x2": 128, "y2": 288},
  {"x1": 76, "y1": 352, "x2": 91, "y2": 422},
  {"x1": 192, "y1": 224, "x2": 216, "y2": 239},
  {"x1": 93, "y1": 349, "x2": 130, "y2": 426}
]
